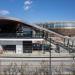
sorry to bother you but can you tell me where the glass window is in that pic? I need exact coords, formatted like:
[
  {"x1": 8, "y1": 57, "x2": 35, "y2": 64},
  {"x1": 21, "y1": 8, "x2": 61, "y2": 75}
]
[{"x1": 48, "y1": 24, "x2": 54, "y2": 28}]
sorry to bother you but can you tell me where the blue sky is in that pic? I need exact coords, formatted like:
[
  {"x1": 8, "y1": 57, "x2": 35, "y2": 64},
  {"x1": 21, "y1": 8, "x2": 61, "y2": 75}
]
[{"x1": 0, "y1": 0, "x2": 75, "y2": 23}]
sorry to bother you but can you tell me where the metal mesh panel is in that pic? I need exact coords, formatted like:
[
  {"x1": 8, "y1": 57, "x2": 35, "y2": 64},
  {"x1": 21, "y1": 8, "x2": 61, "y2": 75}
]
[
  {"x1": 0, "y1": 59, "x2": 50, "y2": 75},
  {"x1": 0, "y1": 57, "x2": 75, "y2": 75}
]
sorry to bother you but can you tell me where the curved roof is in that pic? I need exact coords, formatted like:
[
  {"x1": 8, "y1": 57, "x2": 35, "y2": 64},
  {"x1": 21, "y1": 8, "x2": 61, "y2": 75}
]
[
  {"x1": 0, "y1": 16, "x2": 31, "y2": 26},
  {"x1": 0, "y1": 16, "x2": 23, "y2": 22},
  {"x1": 0, "y1": 16, "x2": 40, "y2": 30},
  {"x1": 0, "y1": 16, "x2": 65, "y2": 38}
]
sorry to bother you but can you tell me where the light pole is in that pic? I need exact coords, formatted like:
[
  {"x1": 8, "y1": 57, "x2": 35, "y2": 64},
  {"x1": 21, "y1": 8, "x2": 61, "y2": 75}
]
[
  {"x1": 49, "y1": 37, "x2": 52, "y2": 75},
  {"x1": 44, "y1": 31, "x2": 52, "y2": 75}
]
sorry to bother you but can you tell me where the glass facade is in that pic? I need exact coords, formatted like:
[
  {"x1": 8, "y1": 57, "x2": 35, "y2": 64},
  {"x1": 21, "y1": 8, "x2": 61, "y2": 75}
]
[
  {"x1": 47, "y1": 23, "x2": 54, "y2": 28},
  {"x1": 44, "y1": 23, "x2": 75, "y2": 28}
]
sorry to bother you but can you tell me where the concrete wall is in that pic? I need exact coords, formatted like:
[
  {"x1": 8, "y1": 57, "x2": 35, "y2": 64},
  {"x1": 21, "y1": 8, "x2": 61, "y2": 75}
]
[{"x1": 0, "y1": 41, "x2": 23, "y2": 54}]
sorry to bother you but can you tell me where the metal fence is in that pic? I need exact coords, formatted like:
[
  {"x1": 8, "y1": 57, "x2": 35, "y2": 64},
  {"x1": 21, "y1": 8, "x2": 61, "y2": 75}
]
[
  {"x1": 0, "y1": 57, "x2": 75, "y2": 75},
  {"x1": 0, "y1": 59, "x2": 50, "y2": 75}
]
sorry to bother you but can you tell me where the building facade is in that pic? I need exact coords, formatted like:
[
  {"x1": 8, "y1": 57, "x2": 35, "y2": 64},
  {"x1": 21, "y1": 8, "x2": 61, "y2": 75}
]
[
  {"x1": 0, "y1": 17, "x2": 75, "y2": 75},
  {"x1": 37, "y1": 21, "x2": 75, "y2": 36}
]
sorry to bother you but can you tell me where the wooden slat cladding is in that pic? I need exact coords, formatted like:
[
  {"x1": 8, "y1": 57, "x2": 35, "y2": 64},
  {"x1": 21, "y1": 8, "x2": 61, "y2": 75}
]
[{"x1": 49, "y1": 28, "x2": 75, "y2": 36}]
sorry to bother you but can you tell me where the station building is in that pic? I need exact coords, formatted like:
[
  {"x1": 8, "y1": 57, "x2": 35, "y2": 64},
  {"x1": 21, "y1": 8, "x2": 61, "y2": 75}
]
[
  {"x1": 37, "y1": 21, "x2": 75, "y2": 36},
  {"x1": 0, "y1": 17, "x2": 75, "y2": 75},
  {"x1": 0, "y1": 17, "x2": 49, "y2": 54},
  {"x1": 0, "y1": 16, "x2": 75, "y2": 55}
]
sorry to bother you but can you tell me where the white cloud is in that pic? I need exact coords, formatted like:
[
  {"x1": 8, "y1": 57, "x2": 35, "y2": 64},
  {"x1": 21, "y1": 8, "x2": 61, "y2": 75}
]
[
  {"x1": 24, "y1": 6, "x2": 30, "y2": 10},
  {"x1": 24, "y1": 0, "x2": 32, "y2": 5},
  {"x1": 0, "y1": 10, "x2": 10, "y2": 15},
  {"x1": 24, "y1": 0, "x2": 32, "y2": 11}
]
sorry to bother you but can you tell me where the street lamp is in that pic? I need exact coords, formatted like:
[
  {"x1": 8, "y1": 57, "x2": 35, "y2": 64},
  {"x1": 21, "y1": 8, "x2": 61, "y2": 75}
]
[
  {"x1": 49, "y1": 37, "x2": 52, "y2": 75},
  {"x1": 44, "y1": 31, "x2": 52, "y2": 75}
]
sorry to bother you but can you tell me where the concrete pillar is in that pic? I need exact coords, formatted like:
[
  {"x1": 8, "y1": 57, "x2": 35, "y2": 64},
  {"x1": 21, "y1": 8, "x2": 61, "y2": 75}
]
[
  {"x1": 16, "y1": 41, "x2": 23, "y2": 54},
  {"x1": 0, "y1": 45, "x2": 3, "y2": 54},
  {"x1": 16, "y1": 45, "x2": 23, "y2": 54},
  {"x1": 42, "y1": 40, "x2": 45, "y2": 54},
  {"x1": 33, "y1": 30, "x2": 36, "y2": 38}
]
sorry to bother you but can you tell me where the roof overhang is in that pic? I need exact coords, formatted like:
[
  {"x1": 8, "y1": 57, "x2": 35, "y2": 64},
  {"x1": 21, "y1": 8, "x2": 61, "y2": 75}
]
[
  {"x1": 0, "y1": 16, "x2": 65, "y2": 38},
  {"x1": 0, "y1": 16, "x2": 41, "y2": 30}
]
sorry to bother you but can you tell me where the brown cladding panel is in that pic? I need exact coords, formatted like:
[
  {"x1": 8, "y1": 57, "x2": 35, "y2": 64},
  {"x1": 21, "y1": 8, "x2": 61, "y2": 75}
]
[{"x1": 49, "y1": 28, "x2": 75, "y2": 36}]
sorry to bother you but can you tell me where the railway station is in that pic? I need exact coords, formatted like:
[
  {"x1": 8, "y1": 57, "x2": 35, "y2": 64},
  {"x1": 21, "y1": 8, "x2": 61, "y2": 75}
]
[{"x1": 0, "y1": 17, "x2": 75, "y2": 75}]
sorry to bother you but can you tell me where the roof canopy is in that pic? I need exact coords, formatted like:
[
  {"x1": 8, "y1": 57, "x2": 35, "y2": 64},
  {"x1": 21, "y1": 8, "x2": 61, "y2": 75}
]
[{"x1": 0, "y1": 16, "x2": 65, "y2": 38}]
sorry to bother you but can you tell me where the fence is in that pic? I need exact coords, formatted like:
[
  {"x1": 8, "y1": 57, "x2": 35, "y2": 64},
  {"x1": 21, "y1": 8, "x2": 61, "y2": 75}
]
[
  {"x1": 0, "y1": 58, "x2": 50, "y2": 75},
  {"x1": 0, "y1": 57, "x2": 75, "y2": 75}
]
